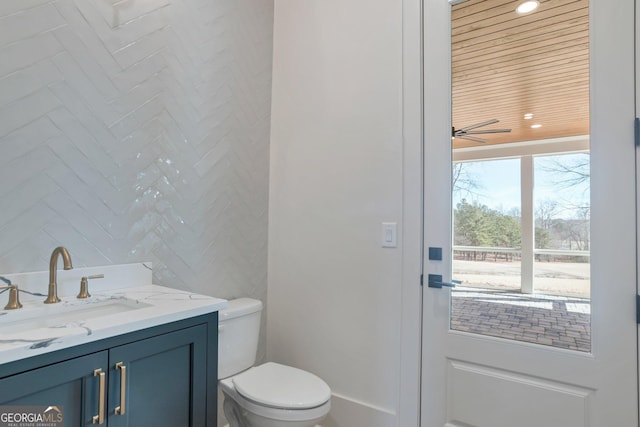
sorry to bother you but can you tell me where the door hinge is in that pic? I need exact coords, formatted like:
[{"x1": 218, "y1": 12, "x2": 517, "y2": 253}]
[
  {"x1": 420, "y1": 274, "x2": 424, "y2": 286},
  {"x1": 636, "y1": 295, "x2": 640, "y2": 324},
  {"x1": 635, "y1": 117, "x2": 640, "y2": 147}
]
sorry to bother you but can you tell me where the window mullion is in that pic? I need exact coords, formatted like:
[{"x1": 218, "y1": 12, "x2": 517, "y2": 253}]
[{"x1": 521, "y1": 155, "x2": 535, "y2": 293}]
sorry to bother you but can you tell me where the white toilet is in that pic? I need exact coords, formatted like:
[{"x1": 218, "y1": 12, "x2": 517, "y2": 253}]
[{"x1": 218, "y1": 298, "x2": 331, "y2": 427}]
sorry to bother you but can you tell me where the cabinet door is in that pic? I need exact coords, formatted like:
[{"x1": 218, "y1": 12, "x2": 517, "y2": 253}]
[
  {"x1": 107, "y1": 325, "x2": 207, "y2": 427},
  {"x1": 0, "y1": 351, "x2": 108, "y2": 427}
]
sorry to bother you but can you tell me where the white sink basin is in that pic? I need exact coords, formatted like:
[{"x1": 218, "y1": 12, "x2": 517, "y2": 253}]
[{"x1": 0, "y1": 298, "x2": 151, "y2": 335}]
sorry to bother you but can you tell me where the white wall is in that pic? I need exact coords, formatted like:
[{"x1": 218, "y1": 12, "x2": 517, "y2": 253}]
[
  {"x1": 268, "y1": 1, "x2": 406, "y2": 425},
  {"x1": 0, "y1": 0, "x2": 273, "y2": 307}
]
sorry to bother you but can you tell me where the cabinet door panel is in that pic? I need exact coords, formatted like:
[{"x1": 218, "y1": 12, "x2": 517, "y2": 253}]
[
  {"x1": 0, "y1": 351, "x2": 108, "y2": 427},
  {"x1": 108, "y1": 325, "x2": 207, "y2": 427}
]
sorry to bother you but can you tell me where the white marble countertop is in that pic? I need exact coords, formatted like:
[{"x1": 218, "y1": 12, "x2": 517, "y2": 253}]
[{"x1": 0, "y1": 263, "x2": 227, "y2": 365}]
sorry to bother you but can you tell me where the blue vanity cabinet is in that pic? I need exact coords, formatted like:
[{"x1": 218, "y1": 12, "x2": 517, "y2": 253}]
[
  {"x1": 107, "y1": 324, "x2": 208, "y2": 427},
  {"x1": 0, "y1": 351, "x2": 108, "y2": 426},
  {"x1": 0, "y1": 313, "x2": 218, "y2": 427}
]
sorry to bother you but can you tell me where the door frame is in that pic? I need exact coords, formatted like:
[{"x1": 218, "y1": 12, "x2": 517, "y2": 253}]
[
  {"x1": 398, "y1": 0, "x2": 640, "y2": 425},
  {"x1": 398, "y1": 0, "x2": 424, "y2": 425}
]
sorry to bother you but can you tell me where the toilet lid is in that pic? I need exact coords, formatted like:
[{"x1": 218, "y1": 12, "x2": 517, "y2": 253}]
[{"x1": 232, "y1": 362, "x2": 331, "y2": 409}]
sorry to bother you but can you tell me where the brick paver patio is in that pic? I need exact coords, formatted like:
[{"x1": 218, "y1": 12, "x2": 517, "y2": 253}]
[{"x1": 451, "y1": 287, "x2": 591, "y2": 352}]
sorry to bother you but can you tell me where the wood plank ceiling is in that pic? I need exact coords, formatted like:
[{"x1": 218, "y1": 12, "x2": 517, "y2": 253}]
[{"x1": 452, "y1": 0, "x2": 589, "y2": 149}]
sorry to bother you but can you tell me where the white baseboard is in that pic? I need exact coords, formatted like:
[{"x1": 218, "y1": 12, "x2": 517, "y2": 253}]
[{"x1": 320, "y1": 393, "x2": 396, "y2": 427}]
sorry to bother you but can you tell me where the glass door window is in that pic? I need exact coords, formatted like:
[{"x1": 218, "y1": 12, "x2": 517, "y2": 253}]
[{"x1": 451, "y1": 152, "x2": 591, "y2": 352}]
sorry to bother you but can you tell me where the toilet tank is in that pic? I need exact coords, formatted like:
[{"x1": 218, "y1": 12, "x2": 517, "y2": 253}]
[{"x1": 218, "y1": 298, "x2": 263, "y2": 379}]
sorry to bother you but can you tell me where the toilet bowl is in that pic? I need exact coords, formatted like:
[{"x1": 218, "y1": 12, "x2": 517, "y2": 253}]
[
  {"x1": 221, "y1": 362, "x2": 331, "y2": 427},
  {"x1": 218, "y1": 299, "x2": 331, "y2": 427}
]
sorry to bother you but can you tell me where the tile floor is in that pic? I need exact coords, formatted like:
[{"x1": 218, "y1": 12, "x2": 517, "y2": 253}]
[{"x1": 451, "y1": 287, "x2": 591, "y2": 352}]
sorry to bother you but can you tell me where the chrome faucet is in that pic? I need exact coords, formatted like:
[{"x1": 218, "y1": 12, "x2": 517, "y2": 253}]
[{"x1": 44, "y1": 246, "x2": 73, "y2": 304}]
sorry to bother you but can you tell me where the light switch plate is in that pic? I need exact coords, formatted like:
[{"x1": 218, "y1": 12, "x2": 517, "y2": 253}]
[{"x1": 382, "y1": 222, "x2": 397, "y2": 248}]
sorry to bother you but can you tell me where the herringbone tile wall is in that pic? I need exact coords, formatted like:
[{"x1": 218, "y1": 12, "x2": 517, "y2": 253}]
[{"x1": 0, "y1": 0, "x2": 274, "y2": 308}]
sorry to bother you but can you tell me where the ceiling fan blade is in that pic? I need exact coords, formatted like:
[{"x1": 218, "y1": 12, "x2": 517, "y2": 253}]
[
  {"x1": 463, "y1": 128, "x2": 512, "y2": 135},
  {"x1": 455, "y1": 135, "x2": 487, "y2": 143},
  {"x1": 456, "y1": 119, "x2": 499, "y2": 133},
  {"x1": 453, "y1": 119, "x2": 511, "y2": 143}
]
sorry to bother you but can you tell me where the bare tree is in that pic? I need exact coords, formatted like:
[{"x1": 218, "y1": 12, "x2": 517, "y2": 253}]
[
  {"x1": 539, "y1": 153, "x2": 590, "y2": 190},
  {"x1": 535, "y1": 199, "x2": 559, "y2": 230},
  {"x1": 452, "y1": 162, "x2": 481, "y2": 198},
  {"x1": 537, "y1": 154, "x2": 590, "y2": 251}
]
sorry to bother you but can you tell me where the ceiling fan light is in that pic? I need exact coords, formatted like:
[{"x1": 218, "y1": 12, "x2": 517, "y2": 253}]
[{"x1": 516, "y1": 1, "x2": 539, "y2": 15}]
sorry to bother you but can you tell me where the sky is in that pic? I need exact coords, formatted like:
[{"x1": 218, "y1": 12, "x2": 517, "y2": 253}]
[{"x1": 453, "y1": 153, "x2": 590, "y2": 220}]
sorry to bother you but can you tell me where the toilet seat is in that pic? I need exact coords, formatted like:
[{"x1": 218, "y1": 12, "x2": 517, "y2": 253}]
[
  {"x1": 232, "y1": 362, "x2": 331, "y2": 409},
  {"x1": 220, "y1": 376, "x2": 331, "y2": 423}
]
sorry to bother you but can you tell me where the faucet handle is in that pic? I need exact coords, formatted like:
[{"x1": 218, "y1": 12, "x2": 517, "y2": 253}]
[
  {"x1": 77, "y1": 274, "x2": 104, "y2": 299},
  {"x1": 2, "y1": 285, "x2": 22, "y2": 310}
]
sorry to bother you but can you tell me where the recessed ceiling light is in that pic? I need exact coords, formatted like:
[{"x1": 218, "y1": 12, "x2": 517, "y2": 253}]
[
  {"x1": 531, "y1": 124, "x2": 542, "y2": 129},
  {"x1": 524, "y1": 113, "x2": 534, "y2": 120},
  {"x1": 516, "y1": 1, "x2": 539, "y2": 15}
]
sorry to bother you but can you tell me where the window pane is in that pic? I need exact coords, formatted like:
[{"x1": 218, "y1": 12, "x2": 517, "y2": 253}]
[
  {"x1": 453, "y1": 158, "x2": 522, "y2": 292},
  {"x1": 451, "y1": 154, "x2": 591, "y2": 352},
  {"x1": 533, "y1": 153, "x2": 590, "y2": 299}
]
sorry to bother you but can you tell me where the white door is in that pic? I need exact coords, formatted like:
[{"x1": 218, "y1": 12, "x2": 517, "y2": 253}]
[{"x1": 421, "y1": 1, "x2": 638, "y2": 426}]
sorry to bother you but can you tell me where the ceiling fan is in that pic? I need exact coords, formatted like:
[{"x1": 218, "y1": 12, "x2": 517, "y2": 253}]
[{"x1": 452, "y1": 119, "x2": 511, "y2": 143}]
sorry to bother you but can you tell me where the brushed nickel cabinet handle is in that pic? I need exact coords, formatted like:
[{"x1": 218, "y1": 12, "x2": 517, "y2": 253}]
[
  {"x1": 115, "y1": 362, "x2": 127, "y2": 415},
  {"x1": 92, "y1": 368, "x2": 105, "y2": 424}
]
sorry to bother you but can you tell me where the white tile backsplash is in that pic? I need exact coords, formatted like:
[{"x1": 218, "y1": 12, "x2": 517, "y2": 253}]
[{"x1": 0, "y1": 0, "x2": 273, "y2": 308}]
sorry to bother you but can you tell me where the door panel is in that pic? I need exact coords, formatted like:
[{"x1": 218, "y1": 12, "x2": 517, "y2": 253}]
[
  {"x1": 421, "y1": 1, "x2": 637, "y2": 426},
  {"x1": 447, "y1": 360, "x2": 591, "y2": 427}
]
